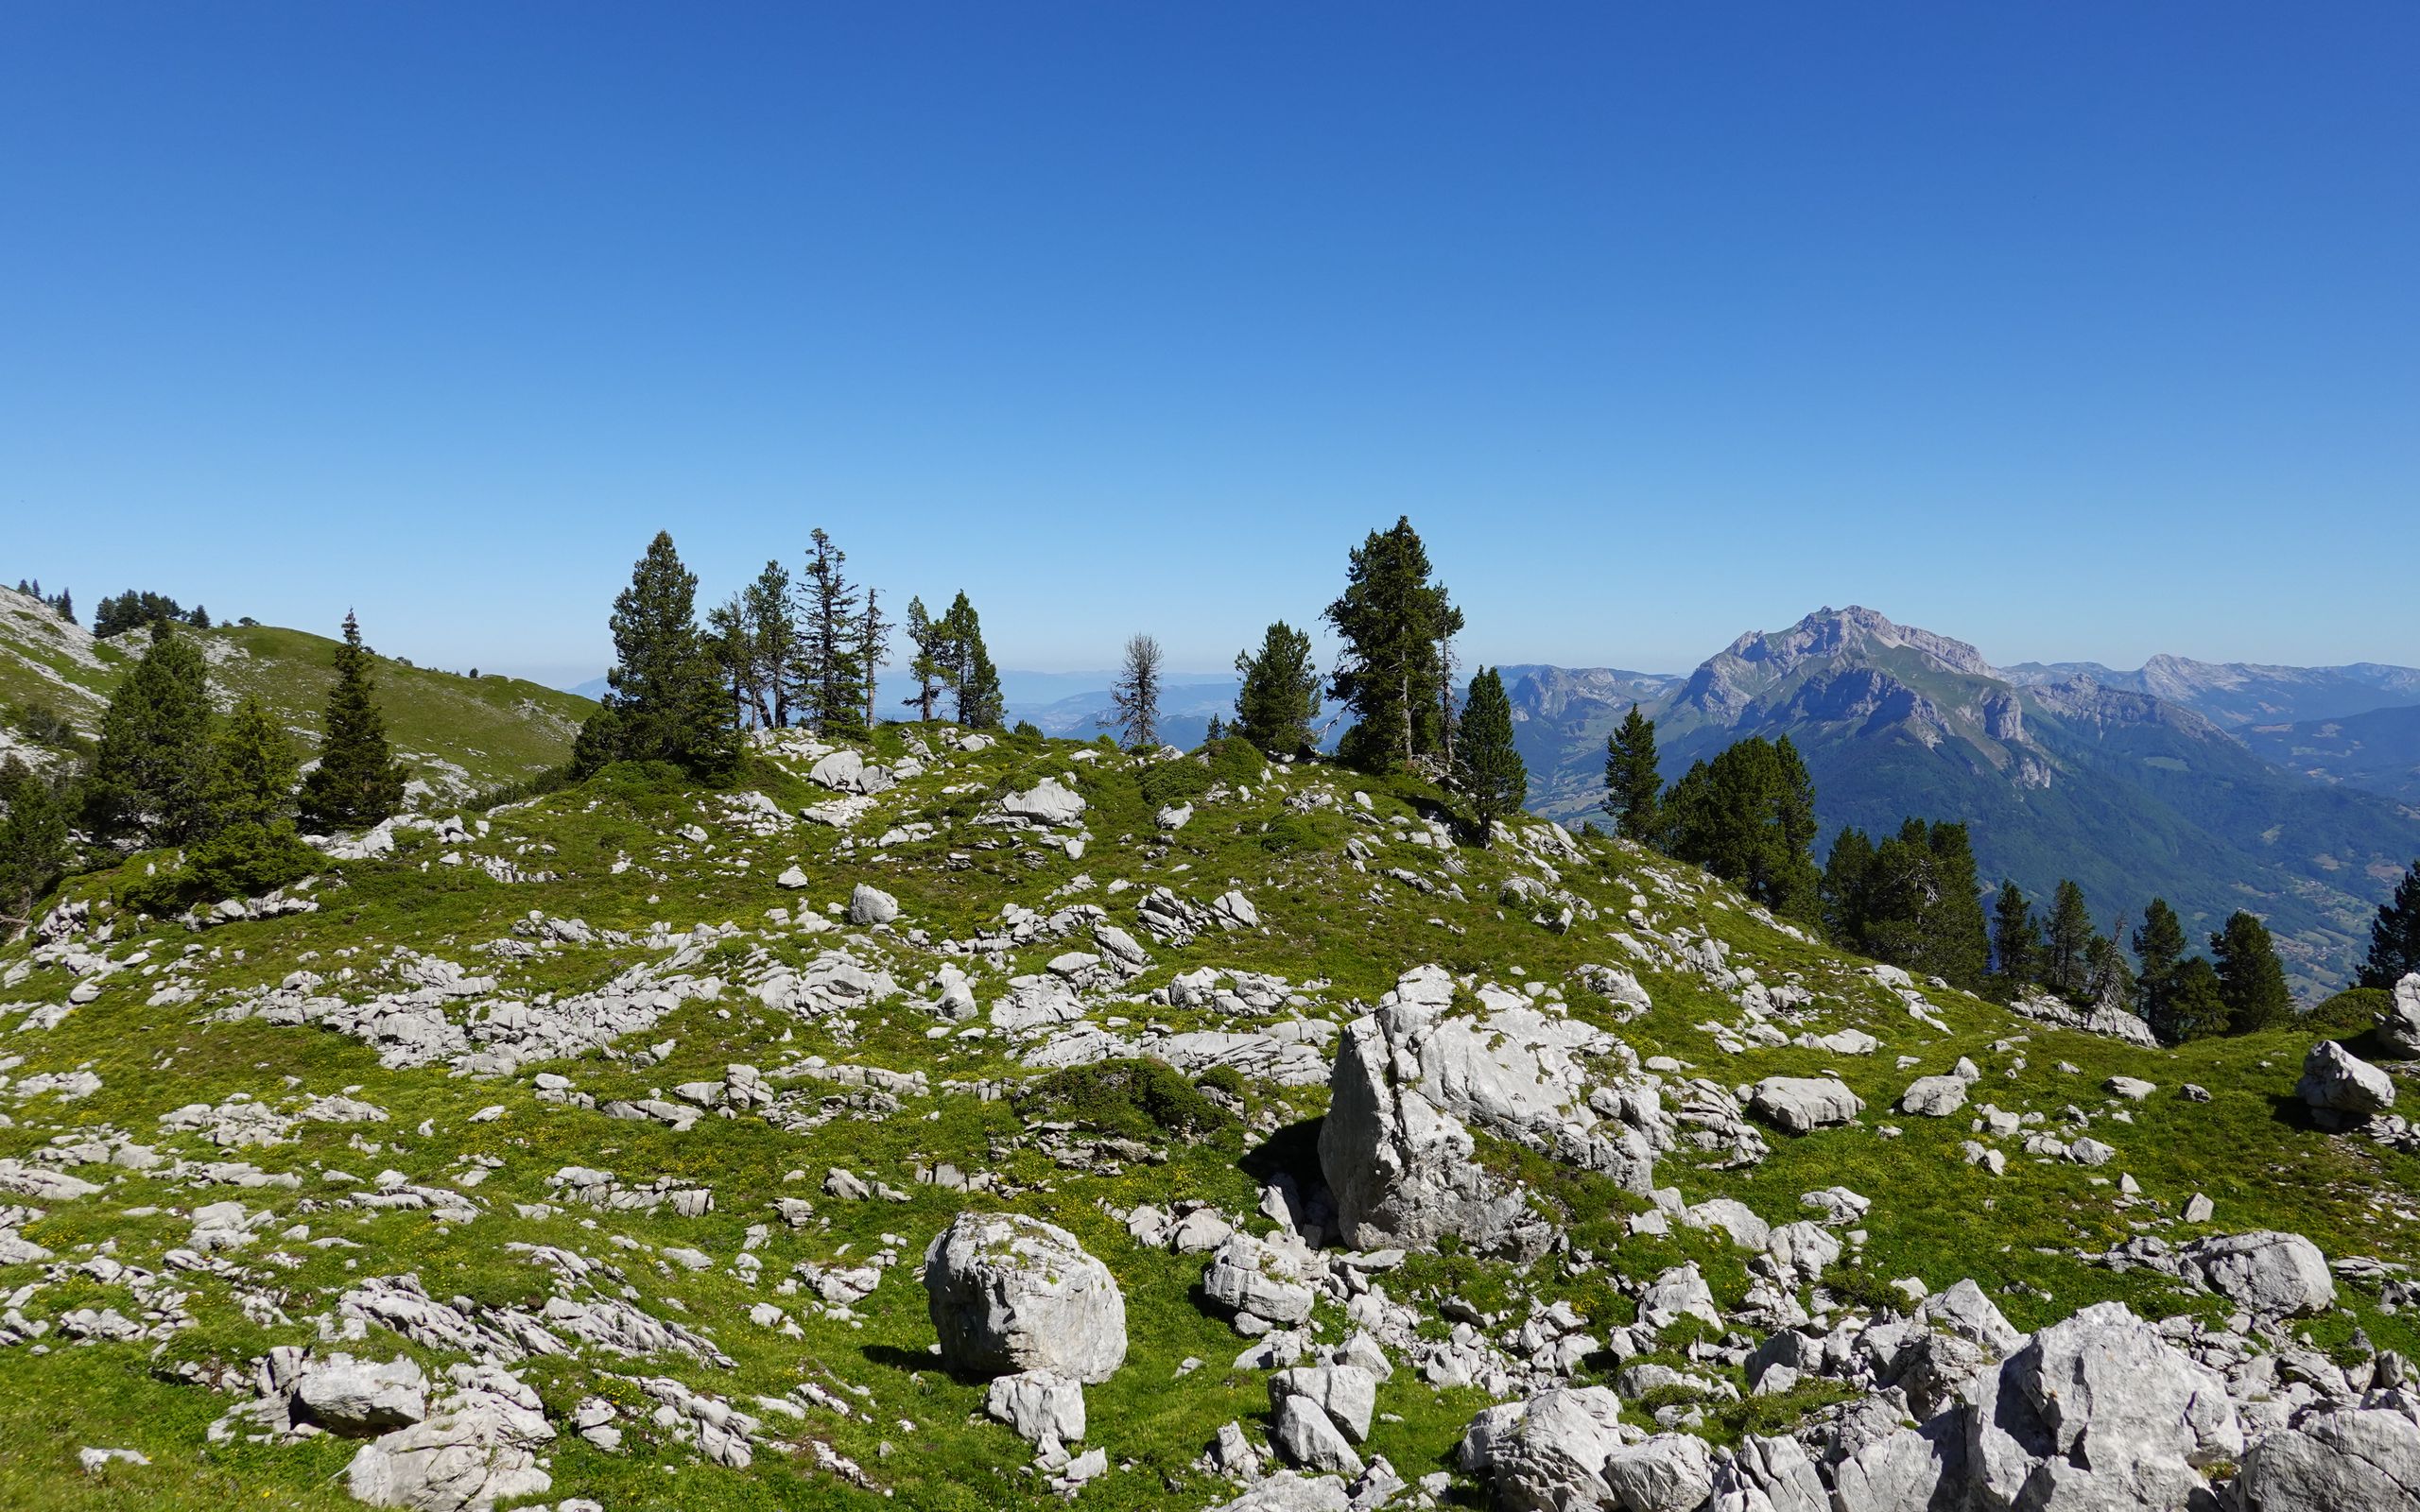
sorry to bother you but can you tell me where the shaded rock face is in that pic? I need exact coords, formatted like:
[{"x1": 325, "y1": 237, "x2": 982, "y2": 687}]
[
  {"x1": 2179, "y1": 1230, "x2": 2336, "y2": 1318},
  {"x1": 1968, "y1": 1300, "x2": 2240, "y2": 1512},
  {"x1": 2232, "y1": 1406, "x2": 2420, "y2": 1511},
  {"x1": 1460, "y1": 1385, "x2": 1627, "y2": 1512},
  {"x1": 1320, "y1": 966, "x2": 1653, "y2": 1261},
  {"x1": 922, "y1": 1211, "x2": 1128, "y2": 1384}
]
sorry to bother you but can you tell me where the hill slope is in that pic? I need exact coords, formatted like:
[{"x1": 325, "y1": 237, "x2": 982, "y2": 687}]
[
  {"x1": 3, "y1": 727, "x2": 2418, "y2": 1511},
  {"x1": 0, "y1": 587, "x2": 593, "y2": 800},
  {"x1": 1512, "y1": 608, "x2": 2420, "y2": 998}
]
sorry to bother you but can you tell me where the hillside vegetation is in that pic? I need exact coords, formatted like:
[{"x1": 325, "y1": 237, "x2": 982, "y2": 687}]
[
  {"x1": 4, "y1": 723, "x2": 2418, "y2": 1511},
  {"x1": 0, "y1": 588, "x2": 590, "y2": 800}
]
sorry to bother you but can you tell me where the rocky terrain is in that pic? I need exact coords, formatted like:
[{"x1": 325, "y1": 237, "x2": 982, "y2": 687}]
[{"x1": 7, "y1": 720, "x2": 2420, "y2": 1511}]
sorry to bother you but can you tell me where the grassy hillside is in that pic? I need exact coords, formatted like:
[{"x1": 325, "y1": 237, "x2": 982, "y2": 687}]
[
  {"x1": 2, "y1": 725, "x2": 2415, "y2": 1509},
  {"x1": 0, "y1": 588, "x2": 592, "y2": 800}
]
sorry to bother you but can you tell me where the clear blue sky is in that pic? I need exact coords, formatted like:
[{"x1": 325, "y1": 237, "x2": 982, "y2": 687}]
[{"x1": 5, "y1": 4, "x2": 2413, "y2": 688}]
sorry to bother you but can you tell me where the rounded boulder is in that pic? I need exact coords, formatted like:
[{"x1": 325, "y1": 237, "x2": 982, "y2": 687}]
[{"x1": 923, "y1": 1211, "x2": 1127, "y2": 1383}]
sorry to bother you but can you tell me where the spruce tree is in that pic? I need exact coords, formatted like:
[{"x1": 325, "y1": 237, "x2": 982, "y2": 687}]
[
  {"x1": 2357, "y1": 859, "x2": 2420, "y2": 988},
  {"x1": 1664, "y1": 736, "x2": 1822, "y2": 923},
  {"x1": 1323, "y1": 516, "x2": 1462, "y2": 772},
  {"x1": 943, "y1": 593, "x2": 1003, "y2": 729},
  {"x1": 85, "y1": 621, "x2": 217, "y2": 846},
  {"x1": 859, "y1": 587, "x2": 891, "y2": 733},
  {"x1": 572, "y1": 534, "x2": 736, "y2": 780},
  {"x1": 2156, "y1": 956, "x2": 2229, "y2": 1043},
  {"x1": 55, "y1": 588, "x2": 73, "y2": 624},
  {"x1": 900, "y1": 596, "x2": 953, "y2": 722},
  {"x1": 1601, "y1": 704, "x2": 1662, "y2": 845},
  {"x1": 796, "y1": 528, "x2": 864, "y2": 737},
  {"x1": 743, "y1": 560, "x2": 797, "y2": 728},
  {"x1": 2212, "y1": 910, "x2": 2291, "y2": 1034},
  {"x1": 1821, "y1": 826, "x2": 1876, "y2": 949},
  {"x1": 1453, "y1": 667, "x2": 1527, "y2": 842},
  {"x1": 2085, "y1": 927, "x2": 2135, "y2": 1011},
  {"x1": 1852, "y1": 818, "x2": 1989, "y2": 992},
  {"x1": 0, "y1": 759, "x2": 72, "y2": 935},
  {"x1": 1992, "y1": 881, "x2": 2042, "y2": 990},
  {"x1": 2045, "y1": 879, "x2": 2095, "y2": 999},
  {"x1": 2133, "y1": 899, "x2": 2187, "y2": 1023},
  {"x1": 705, "y1": 595, "x2": 753, "y2": 730},
  {"x1": 1105, "y1": 633, "x2": 1164, "y2": 749},
  {"x1": 210, "y1": 694, "x2": 300, "y2": 832},
  {"x1": 299, "y1": 611, "x2": 408, "y2": 830},
  {"x1": 1233, "y1": 621, "x2": 1321, "y2": 758}
]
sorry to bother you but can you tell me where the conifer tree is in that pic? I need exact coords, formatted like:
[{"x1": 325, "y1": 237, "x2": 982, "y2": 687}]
[
  {"x1": 2133, "y1": 898, "x2": 2187, "y2": 1023},
  {"x1": 0, "y1": 758, "x2": 72, "y2": 936},
  {"x1": 189, "y1": 605, "x2": 212, "y2": 628},
  {"x1": 1452, "y1": 667, "x2": 1527, "y2": 842},
  {"x1": 2212, "y1": 910, "x2": 2291, "y2": 1034},
  {"x1": 2357, "y1": 859, "x2": 2420, "y2": 988},
  {"x1": 1821, "y1": 826, "x2": 1876, "y2": 947},
  {"x1": 2155, "y1": 955, "x2": 2229, "y2": 1043},
  {"x1": 299, "y1": 611, "x2": 408, "y2": 829},
  {"x1": 705, "y1": 594, "x2": 753, "y2": 730},
  {"x1": 1601, "y1": 704, "x2": 1663, "y2": 845},
  {"x1": 859, "y1": 587, "x2": 891, "y2": 733},
  {"x1": 1323, "y1": 517, "x2": 1462, "y2": 772},
  {"x1": 900, "y1": 596, "x2": 952, "y2": 722},
  {"x1": 943, "y1": 593, "x2": 1003, "y2": 729},
  {"x1": 796, "y1": 529, "x2": 864, "y2": 737},
  {"x1": 1992, "y1": 881, "x2": 2042, "y2": 989},
  {"x1": 571, "y1": 534, "x2": 736, "y2": 780},
  {"x1": 85, "y1": 621, "x2": 217, "y2": 846},
  {"x1": 1843, "y1": 818, "x2": 1990, "y2": 992},
  {"x1": 1233, "y1": 622, "x2": 1321, "y2": 758},
  {"x1": 743, "y1": 560, "x2": 797, "y2": 728},
  {"x1": 2045, "y1": 879, "x2": 2095, "y2": 999},
  {"x1": 210, "y1": 694, "x2": 300, "y2": 832},
  {"x1": 55, "y1": 588, "x2": 73, "y2": 624},
  {"x1": 2085, "y1": 924, "x2": 2135, "y2": 1011},
  {"x1": 1664, "y1": 736, "x2": 1822, "y2": 922},
  {"x1": 1105, "y1": 633, "x2": 1163, "y2": 749}
]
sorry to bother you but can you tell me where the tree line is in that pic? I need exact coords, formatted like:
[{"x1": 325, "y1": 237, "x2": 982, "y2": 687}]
[
  {"x1": 1599, "y1": 699, "x2": 2407, "y2": 1041},
  {"x1": 0, "y1": 610, "x2": 407, "y2": 932}
]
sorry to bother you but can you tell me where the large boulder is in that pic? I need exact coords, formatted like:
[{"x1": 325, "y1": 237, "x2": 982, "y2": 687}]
[
  {"x1": 1000, "y1": 779, "x2": 1087, "y2": 826},
  {"x1": 1201, "y1": 1231, "x2": 1319, "y2": 1325},
  {"x1": 2379, "y1": 973, "x2": 2420, "y2": 1059},
  {"x1": 1967, "y1": 1300, "x2": 2240, "y2": 1512},
  {"x1": 1460, "y1": 1385, "x2": 1627, "y2": 1512},
  {"x1": 1600, "y1": 1433, "x2": 1715, "y2": 1512},
  {"x1": 295, "y1": 1354, "x2": 430, "y2": 1436},
  {"x1": 923, "y1": 1211, "x2": 1127, "y2": 1383},
  {"x1": 848, "y1": 884, "x2": 901, "y2": 927},
  {"x1": 2178, "y1": 1230, "x2": 2336, "y2": 1318},
  {"x1": 984, "y1": 1369, "x2": 1085, "y2": 1448},
  {"x1": 1749, "y1": 1076, "x2": 1864, "y2": 1135},
  {"x1": 1320, "y1": 967, "x2": 1652, "y2": 1259},
  {"x1": 2297, "y1": 1040, "x2": 2394, "y2": 1123},
  {"x1": 2231, "y1": 1406, "x2": 2420, "y2": 1510},
  {"x1": 1829, "y1": 1415, "x2": 1967, "y2": 1512},
  {"x1": 1898, "y1": 1075, "x2": 1969, "y2": 1118},
  {"x1": 344, "y1": 1365, "x2": 554, "y2": 1512}
]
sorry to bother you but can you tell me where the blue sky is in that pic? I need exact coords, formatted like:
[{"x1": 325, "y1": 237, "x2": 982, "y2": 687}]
[{"x1": 4, "y1": 4, "x2": 2413, "y2": 688}]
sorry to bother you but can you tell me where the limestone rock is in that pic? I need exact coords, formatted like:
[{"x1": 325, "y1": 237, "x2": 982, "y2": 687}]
[
  {"x1": 1460, "y1": 1385, "x2": 1626, "y2": 1512},
  {"x1": 2178, "y1": 1230, "x2": 2336, "y2": 1317},
  {"x1": 1898, "y1": 1074, "x2": 1969, "y2": 1118},
  {"x1": 985, "y1": 1369, "x2": 1085, "y2": 1447},
  {"x1": 923, "y1": 1211, "x2": 1127, "y2": 1383},
  {"x1": 1749, "y1": 1076, "x2": 1863, "y2": 1135},
  {"x1": 1600, "y1": 1432, "x2": 1714, "y2": 1512},
  {"x1": 2298, "y1": 1040, "x2": 2394, "y2": 1121},
  {"x1": 2378, "y1": 972, "x2": 2420, "y2": 1058},
  {"x1": 848, "y1": 884, "x2": 900, "y2": 926},
  {"x1": 2231, "y1": 1406, "x2": 2420, "y2": 1510},
  {"x1": 344, "y1": 1365, "x2": 554, "y2": 1512}
]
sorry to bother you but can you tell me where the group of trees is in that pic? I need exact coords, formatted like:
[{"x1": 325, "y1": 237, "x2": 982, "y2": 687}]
[
  {"x1": 91, "y1": 591, "x2": 222, "y2": 638},
  {"x1": 12, "y1": 579, "x2": 73, "y2": 623},
  {"x1": 0, "y1": 611, "x2": 406, "y2": 934},
  {"x1": 1824, "y1": 819, "x2": 1994, "y2": 991},
  {"x1": 573, "y1": 530, "x2": 1009, "y2": 781}
]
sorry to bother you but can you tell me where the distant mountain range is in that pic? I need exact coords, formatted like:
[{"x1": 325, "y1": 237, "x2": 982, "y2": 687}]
[{"x1": 1506, "y1": 607, "x2": 2420, "y2": 999}]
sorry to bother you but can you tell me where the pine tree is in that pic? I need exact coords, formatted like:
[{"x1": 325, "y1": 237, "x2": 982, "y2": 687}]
[
  {"x1": 1204, "y1": 714, "x2": 1228, "y2": 743},
  {"x1": 1233, "y1": 622, "x2": 1322, "y2": 758},
  {"x1": 1821, "y1": 826, "x2": 1876, "y2": 948},
  {"x1": 210, "y1": 694, "x2": 300, "y2": 832},
  {"x1": 1601, "y1": 704, "x2": 1662, "y2": 845},
  {"x1": 1452, "y1": 667, "x2": 1527, "y2": 842},
  {"x1": 1992, "y1": 881, "x2": 2042, "y2": 989},
  {"x1": 0, "y1": 759, "x2": 72, "y2": 935},
  {"x1": 2155, "y1": 956, "x2": 2229, "y2": 1044},
  {"x1": 2133, "y1": 898, "x2": 2187, "y2": 1024},
  {"x1": 1664, "y1": 736, "x2": 1822, "y2": 922},
  {"x1": 1105, "y1": 633, "x2": 1164, "y2": 749},
  {"x1": 2085, "y1": 924, "x2": 2135, "y2": 1011},
  {"x1": 743, "y1": 560, "x2": 797, "y2": 728},
  {"x1": 795, "y1": 529, "x2": 864, "y2": 738},
  {"x1": 859, "y1": 588, "x2": 891, "y2": 733},
  {"x1": 1323, "y1": 517, "x2": 1462, "y2": 772},
  {"x1": 900, "y1": 595, "x2": 953, "y2": 722},
  {"x1": 299, "y1": 611, "x2": 409, "y2": 829},
  {"x1": 2357, "y1": 859, "x2": 2420, "y2": 988},
  {"x1": 189, "y1": 604, "x2": 212, "y2": 628},
  {"x1": 85, "y1": 621, "x2": 217, "y2": 846},
  {"x1": 55, "y1": 588, "x2": 73, "y2": 624},
  {"x1": 705, "y1": 595, "x2": 753, "y2": 730},
  {"x1": 2212, "y1": 910, "x2": 2291, "y2": 1034},
  {"x1": 943, "y1": 593, "x2": 1003, "y2": 730},
  {"x1": 571, "y1": 534, "x2": 736, "y2": 780},
  {"x1": 2045, "y1": 879, "x2": 2095, "y2": 999},
  {"x1": 1846, "y1": 818, "x2": 1990, "y2": 992}
]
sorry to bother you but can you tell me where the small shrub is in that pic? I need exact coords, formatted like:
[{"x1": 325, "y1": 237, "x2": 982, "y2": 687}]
[
  {"x1": 1194, "y1": 1064, "x2": 1247, "y2": 1099},
  {"x1": 1138, "y1": 755, "x2": 1214, "y2": 811},
  {"x1": 120, "y1": 821, "x2": 320, "y2": 914},
  {"x1": 1014, "y1": 1058, "x2": 1233, "y2": 1143}
]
